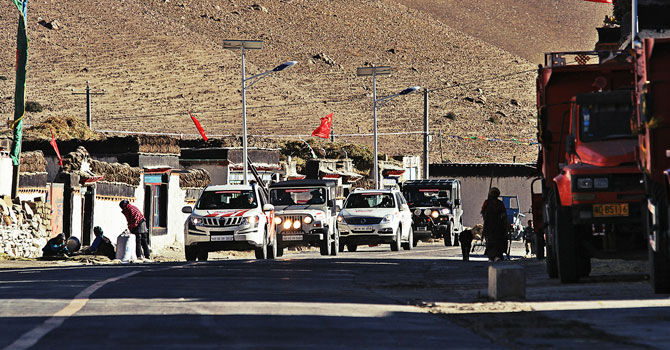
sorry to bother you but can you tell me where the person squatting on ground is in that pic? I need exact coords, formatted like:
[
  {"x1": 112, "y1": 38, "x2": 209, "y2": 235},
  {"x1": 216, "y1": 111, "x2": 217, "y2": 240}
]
[
  {"x1": 481, "y1": 187, "x2": 509, "y2": 262},
  {"x1": 42, "y1": 233, "x2": 69, "y2": 257},
  {"x1": 89, "y1": 226, "x2": 116, "y2": 259},
  {"x1": 523, "y1": 220, "x2": 535, "y2": 257},
  {"x1": 120, "y1": 200, "x2": 151, "y2": 261},
  {"x1": 459, "y1": 228, "x2": 474, "y2": 261}
]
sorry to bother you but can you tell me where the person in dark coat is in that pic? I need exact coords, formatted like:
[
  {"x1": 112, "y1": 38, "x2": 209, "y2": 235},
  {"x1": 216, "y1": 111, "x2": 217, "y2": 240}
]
[
  {"x1": 459, "y1": 228, "x2": 474, "y2": 261},
  {"x1": 42, "y1": 233, "x2": 69, "y2": 257},
  {"x1": 481, "y1": 187, "x2": 509, "y2": 262},
  {"x1": 90, "y1": 226, "x2": 116, "y2": 259}
]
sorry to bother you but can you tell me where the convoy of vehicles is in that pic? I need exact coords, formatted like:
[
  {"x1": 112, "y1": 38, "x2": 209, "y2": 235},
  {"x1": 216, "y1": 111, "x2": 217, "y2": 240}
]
[
  {"x1": 402, "y1": 179, "x2": 464, "y2": 246},
  {"x1": 336, "y1": 188, "x2": 414, "y2": 252},
  {"x1": 536, "y1": 50, "x2": 646, "y2": 283},
  {"x1": 269, "y1": 180, "x2": 340, "y2": 256},
  {"x1": 182, "y1": 183, "x2": 277, "y2": 261}
]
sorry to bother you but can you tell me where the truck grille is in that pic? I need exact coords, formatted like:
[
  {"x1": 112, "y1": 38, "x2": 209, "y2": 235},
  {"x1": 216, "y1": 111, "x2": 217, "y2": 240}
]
[
  {"x1": 610, "y1": 174, "x2": 644, "y2": 192},
  {"x1": 278, "y1": 215, "x2": 303, "y2": 233},
  {"x1": 345, "y1": 217, "x2": 382, "y2": 225},
  {"x1": 203, "y1": 217, "x2": 243, "y2": 227}
]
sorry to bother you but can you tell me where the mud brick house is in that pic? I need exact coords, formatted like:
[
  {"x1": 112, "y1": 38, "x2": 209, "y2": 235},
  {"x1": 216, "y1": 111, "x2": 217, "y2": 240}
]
[
  {"x1": 429, "y1": 163, "x2": 539, "y2": 227},
  {"x1": 305, "y1": 159, "x2": 363, "y2": 201},
  {"x1": 179, "y1": 146, "x2": 282, "y2": 185}
]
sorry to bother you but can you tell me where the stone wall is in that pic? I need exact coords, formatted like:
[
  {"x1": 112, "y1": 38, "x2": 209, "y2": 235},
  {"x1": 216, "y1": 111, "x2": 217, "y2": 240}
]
[{"x1": 0, "y1": 196, "x2": 51, "y2": 258}]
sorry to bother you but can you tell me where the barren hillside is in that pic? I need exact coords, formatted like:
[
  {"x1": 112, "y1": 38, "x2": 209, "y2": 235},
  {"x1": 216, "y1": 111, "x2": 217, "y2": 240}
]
[{"x1": 0, "y1": 0, "x2": 607, "y2": 163}]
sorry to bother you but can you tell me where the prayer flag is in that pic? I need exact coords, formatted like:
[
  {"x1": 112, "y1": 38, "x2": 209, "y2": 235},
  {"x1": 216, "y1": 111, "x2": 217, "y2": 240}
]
[
  {"x1": 9, "y1": 0, "x2": 28, "y2": 166},
  {"x1": 189, "y1": 111, "x2": 208, "y2": 142},
  {"x1": 50, "y1": 129, "x2": 62, "y2": 166},
  {"x1": 584, "y1": 0, "x2": 612, "y2": 3},
  {"x1": 311, "y1": 113, "x2": 333, "y2": 139}
]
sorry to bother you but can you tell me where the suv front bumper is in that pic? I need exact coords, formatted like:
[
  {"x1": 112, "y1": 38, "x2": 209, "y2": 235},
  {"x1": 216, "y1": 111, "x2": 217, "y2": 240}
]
[
  {"x1": 338, "y1": 222, "x2": 396, "y2": 245},
  {"x1": 185, "y1": 223, "x2": 264, "y2": 251}
]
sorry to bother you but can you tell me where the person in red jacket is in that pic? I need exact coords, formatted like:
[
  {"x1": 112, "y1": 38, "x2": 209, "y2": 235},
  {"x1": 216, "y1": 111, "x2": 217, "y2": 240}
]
[
  {"x1": 120, "y1": 200, "x2": 151, "y2": 261},
  {"x1": 480, "y1": 187, "x2": 509, "y2": 262}
]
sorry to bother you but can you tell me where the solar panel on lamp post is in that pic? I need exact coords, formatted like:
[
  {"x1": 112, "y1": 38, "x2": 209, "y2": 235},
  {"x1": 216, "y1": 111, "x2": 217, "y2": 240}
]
[
  {"x1": 357, "y1": 66, "x2": 419, "y2": 189},
  {"x1": 223, "y1": 40, "x2": 297, "y2": 185}
]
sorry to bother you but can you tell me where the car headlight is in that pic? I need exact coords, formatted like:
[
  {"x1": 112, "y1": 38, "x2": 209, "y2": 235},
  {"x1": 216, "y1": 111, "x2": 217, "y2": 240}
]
[
  {"x1": 414, "y1": 209, "x2": 422, "y2": 216},
  {"x1": 292, "y1": 220, "x2": 301, "y2": 229},
  {"x1": 440, "y1": 208, "x2": 451, "y2": 215},
  {"x1": 382, "y1": 214, "x2": 394, "y2": 223},
  {"x1": 577, "y1": 178, "x2": 593, "y2": 189},
  {"x1": 337, "y1": 215, "x2": 344, "y2": 223},
  {"x1": 242, "y1": 216, "x2": 259, "y2": 227},
  {"x1": 283, "y1": 219, "x2": 292, "y2": 230},
  {"x1": 190, "y1": 216, "x2": 204, "y2": 226},
  {"x1": 423, "y1": 209, "x2": 431, "y2": 216},
  {"x1": 430, "y1": 210, "x2": 439, "y2": 218},
  {"x1": 594, "y1": 178, "x2": 608, "y2": 189},
  {"x1": 303, "y1": 216, "x2": 313, "y2": 224},
  {"x1": 274, "y1": 216, "x2": 282, "y2": 225}
]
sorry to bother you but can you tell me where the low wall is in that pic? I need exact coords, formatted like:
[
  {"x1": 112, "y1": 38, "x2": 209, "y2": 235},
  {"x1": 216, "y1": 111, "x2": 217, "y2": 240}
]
[{"x1": 0, "y1": 199, "x2": 51, "y2": 258}]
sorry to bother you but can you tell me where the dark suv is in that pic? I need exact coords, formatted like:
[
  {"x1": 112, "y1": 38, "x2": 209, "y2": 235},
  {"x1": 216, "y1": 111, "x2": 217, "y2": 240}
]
[{"x1": 402, "y1": 179, "x2": 464, "y2": 246}]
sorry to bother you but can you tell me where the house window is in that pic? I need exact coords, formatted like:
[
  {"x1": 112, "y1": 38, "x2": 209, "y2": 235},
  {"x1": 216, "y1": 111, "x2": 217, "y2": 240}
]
[{"x1": 145, "y1": 174, "x2": 168, "y2": 230}]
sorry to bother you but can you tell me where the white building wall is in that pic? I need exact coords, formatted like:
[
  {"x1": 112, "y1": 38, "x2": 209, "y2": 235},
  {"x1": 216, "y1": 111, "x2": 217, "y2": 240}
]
[
  {"x1": 92, "y1": 183, "x2": 145, "y2": 247},
  {"x1": 71, "y1": 190, "x2": 83, "y2": 240},
  {"x1": 0, "y1": 157, "x2": 12, "y2": 196},
  {"x1": 156, "y1": 173, "x2": 190, "y2": 250}
]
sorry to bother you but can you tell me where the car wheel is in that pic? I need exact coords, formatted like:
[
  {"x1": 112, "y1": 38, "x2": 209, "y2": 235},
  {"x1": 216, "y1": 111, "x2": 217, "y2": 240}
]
[
  {"x1": 254, "y1": 231, "x2": 268, "y2": 259},
  {"x1": 330, "y1": 230, "x2": 339, "y2": 256},
  {"x1": 196, "y1": 249, "x2": 208, "y2": 261},
  {"x1": 277, "y1": 244, "x2": 284, "y2": 257},
  {"x1": 443, "y1": 223, "x2": 454, "y2": 246},
  {"x1": 391, "y1": 227, "x2": 401, "y2": 251},
  {"x1": 346, "y1": 243, "x2": 358, "y2": 252},
  {"x1": 413, "y1": 238, "x2": 419, "y2": 247},
  {"x1": 402, "y1": 227, "x2": 413, "y2": 250},
  {"x1": 267, "y1": 230, "x2": 277, "y2": 260},
  {"x1": 185, "y1": 246, "x2": 197, "y2": 261}
]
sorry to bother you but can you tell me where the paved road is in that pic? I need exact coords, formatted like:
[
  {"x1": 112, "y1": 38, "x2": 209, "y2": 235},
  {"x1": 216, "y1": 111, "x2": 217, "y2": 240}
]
[
  {"x1": 0, "y1": 244, "x2": 502, "y2": 350},
  {"x1": 1, "y1": 242, "x2": 669, "y2": 349}
]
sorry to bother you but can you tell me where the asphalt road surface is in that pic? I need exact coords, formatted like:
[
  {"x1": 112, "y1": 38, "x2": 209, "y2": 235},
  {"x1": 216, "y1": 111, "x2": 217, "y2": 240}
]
[{"x1": 1, "y1": 242, "x2": 669, "y2": 350}]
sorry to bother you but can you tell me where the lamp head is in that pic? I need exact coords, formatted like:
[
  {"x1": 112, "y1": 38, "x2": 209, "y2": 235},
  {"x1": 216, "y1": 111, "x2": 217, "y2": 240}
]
[
  {"x1": 273, "y1": 61, "x2": 298, "y2": 72},
  {"x1": 399, "y1": 86, "x2": 420, "y2": 95}
]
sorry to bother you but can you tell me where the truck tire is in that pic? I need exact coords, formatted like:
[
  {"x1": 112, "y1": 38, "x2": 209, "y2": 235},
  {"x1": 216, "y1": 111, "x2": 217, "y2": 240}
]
[
  {"x1": 185, "y1": 246, "x2": 197, "y2": 261},
  {"x1": 546, "y1": 242, "x2": 558, "y2": 278},
  {"x1": 320, "y1": 232, "x2": 331, "y2": 256},
  {"x1": 391, "y1": 227, "x2": 401, "y2": 251},
  {"x1": 197, "y1": 249, "x2": 208, "y2": 262},
  {"x1": 255, "y1": 231, "x2": 268, "y2": 259},
  {"x1": 331, "y1": 230, "x2": 339, "y2": 256},
  {"x1": 555, "y1": 204, "x2": 579, "y2": 283},
  {"x1": 443, "y1": 223, "x2": 454, "y2": 246},
  {"x1": 402, "y1": 227, "x2": 413, "y2": 250}
]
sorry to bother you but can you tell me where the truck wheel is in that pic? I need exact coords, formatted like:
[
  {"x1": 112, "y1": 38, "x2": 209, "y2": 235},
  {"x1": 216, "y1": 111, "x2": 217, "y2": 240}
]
[
  {"x1": 196, "y1": 250, "x2": 208, "y2": 262},
  {"x1": 546, "y1": 242, "x2": 558, "y2": 278},
  {"x1": 402, "y1": 227, "x2": 413, "y2": 250},
  {"x1": 391, "y1": 227, "x2": 401, "y2": 251},
  {"x1": 413, "y1": 237, "x2": 419, "y2": 247},
  {"x1": 347, "y1": 244, "x2": 358, "y2": 252},
  {"x1": 320, "y1": 229, "x2": 332, "y2": 256},
  {"x1": 185, "y1": 246, "x2": 197, "y2": 261},
  {"x1": 267, "y1": 232, "x2": 277, "y2": 260},
  {"x1": 443, "y1": 224, "x2": 454, "y2": 246},
  {"x1": 255, "y1": 231, "x2": 268, "y2": 259},
  {"x1": 578, "y1": 256, "x2": 591, "y2": 278},
  {"x1": 555, "y1": 204, "x2": 578, "y2": 283},
  {"x1": 330, "y1": 230, "x2": 339, "y2": 256},
  {"x1": 650, "y1": 240, "x2": 670, "y2": 293}
]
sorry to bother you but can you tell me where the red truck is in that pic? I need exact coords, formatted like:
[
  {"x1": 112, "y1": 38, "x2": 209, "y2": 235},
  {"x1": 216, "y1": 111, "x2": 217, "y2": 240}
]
[
  {"x1": 634, "y1": 37, "x2": 670, "y2": 293},
  {"x1": 536, "y1": 51, "x2": 646, "y2": 283}
]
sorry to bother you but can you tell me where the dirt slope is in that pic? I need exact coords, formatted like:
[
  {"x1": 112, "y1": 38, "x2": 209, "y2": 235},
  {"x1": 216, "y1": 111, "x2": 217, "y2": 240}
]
[{"x1": 0, "y1": 0, "x2": 605, "y2": 163}]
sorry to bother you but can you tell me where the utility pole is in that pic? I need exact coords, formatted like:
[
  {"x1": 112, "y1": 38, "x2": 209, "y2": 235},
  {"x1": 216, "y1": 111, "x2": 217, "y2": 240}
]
[
  {"x1": 423, "y1": 88, "x2": 430, "y2": 179},
  {"x1": 72, "y1": 81, "x2": 104, "y2": 129}
]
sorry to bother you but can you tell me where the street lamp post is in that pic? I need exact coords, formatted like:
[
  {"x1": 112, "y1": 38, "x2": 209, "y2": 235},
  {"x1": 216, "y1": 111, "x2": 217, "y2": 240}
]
[
  {"x1": 357, "y1": 66, "x2": 419, "y2": 189},
  {"x1": 223, "y1": 40, "x2": 297, "y2": 185}
]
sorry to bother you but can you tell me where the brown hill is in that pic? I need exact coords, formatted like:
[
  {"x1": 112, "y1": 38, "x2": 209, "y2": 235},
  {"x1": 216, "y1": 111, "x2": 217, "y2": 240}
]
[{"x1": 0, "y1": 0, "x2": 609, "y2": 164}]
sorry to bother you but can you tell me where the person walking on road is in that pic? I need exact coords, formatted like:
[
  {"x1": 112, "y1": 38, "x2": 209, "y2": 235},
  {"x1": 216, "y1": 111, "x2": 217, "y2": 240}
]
[
  {"x1": 523, "y1": 220, "x2": 535, "y2": 258},
  {"x1": 120, "y1": 200, "x2": 151, "y2": 261},
  {"x1": 481, "y1": 187, "x2": 509, "y2": 262}
]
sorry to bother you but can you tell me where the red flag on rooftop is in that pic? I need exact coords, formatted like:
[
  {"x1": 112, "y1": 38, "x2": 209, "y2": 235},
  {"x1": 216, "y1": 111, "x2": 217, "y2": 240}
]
[
  {"x1": 584, "y1": 0, "x2": 612, "y2": 3},
  {"x1": 49, "y1": 129, "x2": 63, "y2": 166},
  {"x1": 311, "y1": 113, "x2": 333, "y2": 139},
  {"x1": 189, "y1": 111, "x2": 208, "y2": 142}
]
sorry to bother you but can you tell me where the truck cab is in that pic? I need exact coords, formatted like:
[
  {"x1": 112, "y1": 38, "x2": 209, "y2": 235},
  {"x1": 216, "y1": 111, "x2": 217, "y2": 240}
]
[
  {"x1": 269, "y1": 180, "x2": 340, "y2": 256},
  {"x1": 402, "y1": 179, "x2": 464, "y2": 247}
]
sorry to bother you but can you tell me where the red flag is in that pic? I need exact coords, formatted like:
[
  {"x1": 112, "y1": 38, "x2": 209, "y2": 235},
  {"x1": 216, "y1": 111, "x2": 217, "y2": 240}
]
[
  {"x1": 584, "y1": 0, "x2": 612, "y2": 3},
  {"x1": 311, "y1": 113, "x2": 333, "y2": 139},
  {"x1": 189, "y1": 111, "x2": 208, "y2": 142},
  {"x1": 50, "y1": 129, "x2": 63, "y2": 166}
]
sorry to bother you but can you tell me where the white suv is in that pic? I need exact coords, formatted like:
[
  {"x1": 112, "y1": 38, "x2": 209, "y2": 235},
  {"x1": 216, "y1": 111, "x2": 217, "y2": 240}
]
[
  {"x1": 182, "y1": 183, "x2": 276, "y2": 260},
  {"x1": 337, "y1": 188, "x2": 413, "y2": 252}
]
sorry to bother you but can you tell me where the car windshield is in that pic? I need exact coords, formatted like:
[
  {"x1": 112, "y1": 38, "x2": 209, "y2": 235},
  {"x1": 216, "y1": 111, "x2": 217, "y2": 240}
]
[
  {"x1": 270, "y1": 188, "x2": 326, "y2": 206},
  {"x1": 579, "y1": 102, "x2": 634, "y2": 142},
  {"x1": 404, "y1": 188, "x2": 451, "y2": 207},
  {"x1": 345, "y1": 193, "x2": 395, "y2": 209},
  {"x1": 196, "y1": 190, "x2": 257, "y2": 210}
]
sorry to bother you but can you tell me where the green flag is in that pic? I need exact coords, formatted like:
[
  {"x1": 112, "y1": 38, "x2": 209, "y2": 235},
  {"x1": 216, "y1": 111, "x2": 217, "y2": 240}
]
[{"x1": 10, "y1": 0, "x2": 28, "y2": 166}]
